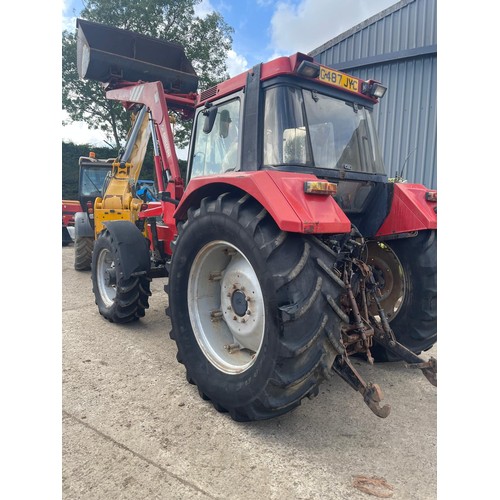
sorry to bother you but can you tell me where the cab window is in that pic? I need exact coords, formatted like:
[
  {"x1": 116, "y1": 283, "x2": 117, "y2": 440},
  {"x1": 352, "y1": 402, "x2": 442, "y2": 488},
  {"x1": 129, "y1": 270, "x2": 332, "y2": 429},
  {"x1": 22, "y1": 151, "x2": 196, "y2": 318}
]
[{"x1": 189, "y1": 99, "x2": 241, "y2": 179}]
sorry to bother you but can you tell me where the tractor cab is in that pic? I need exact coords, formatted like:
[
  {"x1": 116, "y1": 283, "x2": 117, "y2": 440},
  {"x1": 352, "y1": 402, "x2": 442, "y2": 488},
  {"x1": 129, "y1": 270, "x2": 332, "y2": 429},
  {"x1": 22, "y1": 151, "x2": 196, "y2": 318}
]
[{"x1": 187, "y1": 54, "x2": 390, "y2": 236}]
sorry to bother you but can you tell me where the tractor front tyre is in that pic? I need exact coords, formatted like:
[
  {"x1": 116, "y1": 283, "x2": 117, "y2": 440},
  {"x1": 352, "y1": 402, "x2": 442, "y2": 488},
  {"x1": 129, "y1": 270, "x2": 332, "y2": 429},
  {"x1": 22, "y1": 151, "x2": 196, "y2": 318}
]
[
  {"x1": 167, "y1": 194, "x2": 344, "y2": 422},
  {"x1": 367, "y1": 230, "x2": 437, "y2": 361},
  {"x1": 91, "y1": 229, "x2": 151, "y2": 323},
  {"x1": 74, "y1": 236, "x2": 94, "y2": 271}
]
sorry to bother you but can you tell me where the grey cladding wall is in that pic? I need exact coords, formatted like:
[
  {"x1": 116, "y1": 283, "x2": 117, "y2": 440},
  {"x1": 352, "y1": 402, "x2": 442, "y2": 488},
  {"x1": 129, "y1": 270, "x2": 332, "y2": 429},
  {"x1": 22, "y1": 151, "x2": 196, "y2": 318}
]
[{"x1": 310, "y1": 0, "x2": 437, "y2": 188}]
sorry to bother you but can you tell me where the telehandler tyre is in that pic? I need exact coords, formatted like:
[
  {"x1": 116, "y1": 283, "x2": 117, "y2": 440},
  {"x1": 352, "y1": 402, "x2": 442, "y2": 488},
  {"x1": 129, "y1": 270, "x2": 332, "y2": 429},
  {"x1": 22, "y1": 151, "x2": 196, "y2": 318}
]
[
  {"x1": 91, "y1": 227, "x2": 151, "y2": 323},
  {"x1": 74, "y1": 236, "x2": 94, "y2": 271},
  {"x1": 367, "y1": 230, "x2": 437, "y2": 361},
  {"x1": 167, "y1": 193, "x2": 345, "y2": 421}
]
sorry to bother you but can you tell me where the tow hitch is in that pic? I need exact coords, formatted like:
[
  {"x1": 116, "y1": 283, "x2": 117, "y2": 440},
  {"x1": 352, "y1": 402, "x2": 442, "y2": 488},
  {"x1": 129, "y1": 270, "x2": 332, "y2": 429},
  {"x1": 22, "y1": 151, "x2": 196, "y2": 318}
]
[
  {"x1": 330, "y1": 257, "x2": 437, "y2": 418},
  {"x1": 367, "y1": 267, "x2": 437, "y2": 387},
  {"x1": 332, "y1": 353, "x2": 391, "y2": 418}
]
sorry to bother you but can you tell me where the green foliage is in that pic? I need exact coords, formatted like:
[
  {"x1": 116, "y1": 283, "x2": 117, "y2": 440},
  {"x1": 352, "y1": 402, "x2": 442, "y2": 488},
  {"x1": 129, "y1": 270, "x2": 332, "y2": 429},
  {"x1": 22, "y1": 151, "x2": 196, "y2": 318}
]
[
  {"x1": 62, "y1": 0, "x2": 233, "y2": 149},
  {"x1": 62, "y1": 141, "x2": 187, "y2": 199},
  {"x1": 62, "y1": 31, "x2": 128, "y2": 148}
]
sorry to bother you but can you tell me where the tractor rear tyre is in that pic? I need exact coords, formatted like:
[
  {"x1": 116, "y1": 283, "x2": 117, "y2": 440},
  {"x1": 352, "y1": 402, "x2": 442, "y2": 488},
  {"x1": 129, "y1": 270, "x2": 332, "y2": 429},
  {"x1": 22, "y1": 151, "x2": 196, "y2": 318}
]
[
  {"x1": 367, "y1": 230, "x2": 437, "y2": 361},
  {"x1": 91, "y1": 229, "x2": 151, "y2": 323},
  {"x1": 167, "y1": 193, "x2": 345, "y2": 421},
  {"x1": 74, "y1": 236, "x2": 94, "y2": 271}
]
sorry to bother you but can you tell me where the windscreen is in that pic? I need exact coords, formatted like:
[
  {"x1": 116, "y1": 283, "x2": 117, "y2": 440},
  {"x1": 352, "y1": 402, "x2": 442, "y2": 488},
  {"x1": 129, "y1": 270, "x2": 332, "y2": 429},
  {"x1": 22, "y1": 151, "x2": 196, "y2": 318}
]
[
  {"x1": 263, "y1": 86, "x2": 385, "y2": 175},
  {"x1": 80, "y1": 165, "x2": 111, "y2": 197}
]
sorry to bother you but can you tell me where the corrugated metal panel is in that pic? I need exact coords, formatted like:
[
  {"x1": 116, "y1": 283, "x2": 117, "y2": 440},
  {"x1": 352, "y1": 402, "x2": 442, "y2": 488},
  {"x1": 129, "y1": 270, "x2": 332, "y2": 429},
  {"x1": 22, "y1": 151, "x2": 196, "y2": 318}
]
[{"x1": 309, "y1": 0, "x2": 437, "y2": 188}]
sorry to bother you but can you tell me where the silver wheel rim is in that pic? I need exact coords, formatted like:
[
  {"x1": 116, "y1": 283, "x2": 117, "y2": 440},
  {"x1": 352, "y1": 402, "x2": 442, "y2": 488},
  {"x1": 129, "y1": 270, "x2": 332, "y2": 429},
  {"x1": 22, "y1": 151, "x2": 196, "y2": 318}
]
[
  {"x1": 188, "y1": 240, "x2": 265, "y2": 374},
  {"x1": 96, "y1": 247, "x2": 116, "y2": 307}
]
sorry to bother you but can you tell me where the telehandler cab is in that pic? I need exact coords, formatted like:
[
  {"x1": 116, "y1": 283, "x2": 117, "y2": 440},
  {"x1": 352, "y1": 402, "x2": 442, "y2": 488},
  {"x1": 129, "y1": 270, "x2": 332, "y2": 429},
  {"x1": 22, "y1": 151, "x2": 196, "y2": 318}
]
[
  {"x1": 73, "y1": 153, "x2": 157, "y2": 271},
  {"x1": 75, "y1": 18, "x2": 437, "y2": 421}
]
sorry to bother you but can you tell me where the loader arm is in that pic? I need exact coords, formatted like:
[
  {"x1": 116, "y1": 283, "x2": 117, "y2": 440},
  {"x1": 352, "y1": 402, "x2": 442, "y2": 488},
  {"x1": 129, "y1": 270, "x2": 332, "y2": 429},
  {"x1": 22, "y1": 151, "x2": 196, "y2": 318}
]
[
  {"x1": 104, "y1": 82, "x2": 197, "y2": 199},
  {"x1": 91, "y1": 84, "x2": 197, "y2": 236}
]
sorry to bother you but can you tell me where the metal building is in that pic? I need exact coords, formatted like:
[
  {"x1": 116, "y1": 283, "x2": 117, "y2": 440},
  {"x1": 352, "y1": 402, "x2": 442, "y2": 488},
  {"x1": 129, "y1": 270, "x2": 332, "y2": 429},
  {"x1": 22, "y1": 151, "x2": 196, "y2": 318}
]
[{"x1": 309, "y1": 0, "x2": 437, "y2": 188}]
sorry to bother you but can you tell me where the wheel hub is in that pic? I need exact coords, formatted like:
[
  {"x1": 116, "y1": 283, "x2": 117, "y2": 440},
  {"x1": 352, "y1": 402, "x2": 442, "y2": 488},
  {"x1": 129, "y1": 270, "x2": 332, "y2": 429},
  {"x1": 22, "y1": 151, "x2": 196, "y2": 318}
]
[
  {"x1": 231, "y1": 289, "x2": 248, "y2": 317},
  {"x1": 104, "y1": 268, "x2": 116, "y2": 287},
  {"x1": 96, "y1": 247, "x2": 117, "y2": 307}
]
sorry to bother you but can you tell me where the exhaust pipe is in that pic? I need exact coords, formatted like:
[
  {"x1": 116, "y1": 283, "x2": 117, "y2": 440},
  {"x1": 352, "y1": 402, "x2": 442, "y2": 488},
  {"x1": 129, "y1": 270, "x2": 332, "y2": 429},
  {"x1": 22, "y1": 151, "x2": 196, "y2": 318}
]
[{"x1": 76, "y1": 18, "x2": 198, "y2": 93}]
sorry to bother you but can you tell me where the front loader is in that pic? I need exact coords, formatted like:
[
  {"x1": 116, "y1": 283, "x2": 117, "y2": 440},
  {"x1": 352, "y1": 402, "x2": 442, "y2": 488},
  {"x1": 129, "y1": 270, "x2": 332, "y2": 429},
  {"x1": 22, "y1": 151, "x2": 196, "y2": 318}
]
[{"x1": 75, "y1": 19, "x2": 437, "y2": 422}]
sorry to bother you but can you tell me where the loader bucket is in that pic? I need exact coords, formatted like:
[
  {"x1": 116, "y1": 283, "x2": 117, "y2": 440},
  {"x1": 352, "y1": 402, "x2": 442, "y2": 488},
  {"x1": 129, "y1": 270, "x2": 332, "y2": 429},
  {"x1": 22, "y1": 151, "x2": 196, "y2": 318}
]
[{"x1": 76, "y1": 18, "x2": 198, "y2": 93}]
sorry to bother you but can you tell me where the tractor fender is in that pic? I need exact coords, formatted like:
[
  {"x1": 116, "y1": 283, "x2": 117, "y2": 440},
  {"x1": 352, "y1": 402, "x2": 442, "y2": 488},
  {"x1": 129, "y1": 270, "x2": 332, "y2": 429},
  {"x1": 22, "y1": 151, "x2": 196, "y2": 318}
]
[
  {"x1": 375, "y1": 183, "x2": 437, "y2": 237},
  {"x1": 102, "y1": 220, "x2": 151, "y2": 280},
  {"x1": 176, "y1": 171, "x2": 351, "y2": 234},
  {"x1": 74, "y1": 212, "x2": 94, "y2": 238}
]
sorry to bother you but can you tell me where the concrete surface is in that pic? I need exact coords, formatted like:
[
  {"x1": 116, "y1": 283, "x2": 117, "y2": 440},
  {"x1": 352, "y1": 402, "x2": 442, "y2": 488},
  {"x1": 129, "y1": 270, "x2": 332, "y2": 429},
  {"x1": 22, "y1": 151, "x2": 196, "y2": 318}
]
[{"x1": 62, "y1": 245, "x2": 437, "y2": 500}]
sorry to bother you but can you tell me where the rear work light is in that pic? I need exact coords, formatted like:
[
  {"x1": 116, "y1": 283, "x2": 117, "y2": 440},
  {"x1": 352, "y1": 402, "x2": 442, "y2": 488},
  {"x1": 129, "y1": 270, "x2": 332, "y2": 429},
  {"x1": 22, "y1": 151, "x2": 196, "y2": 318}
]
[
  {"x1": 425, "y1": 190, "x2": 437, "y2": 202},
  {"x1": 304, "y1": 181, "x2": 337, "y2": 195},
  {"x1": 297, "y1": 60, "x2": 320, "y2": 79},
  {"x1": 361, "y1": 80, "x2": 387, "y2": 99}
]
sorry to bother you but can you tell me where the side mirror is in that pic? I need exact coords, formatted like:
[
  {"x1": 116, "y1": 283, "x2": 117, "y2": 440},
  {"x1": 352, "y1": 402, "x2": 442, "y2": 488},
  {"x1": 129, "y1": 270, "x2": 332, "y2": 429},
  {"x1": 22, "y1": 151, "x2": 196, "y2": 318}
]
[{"x1": 203, "y1": 107, "x2": 218, "y2": 134}]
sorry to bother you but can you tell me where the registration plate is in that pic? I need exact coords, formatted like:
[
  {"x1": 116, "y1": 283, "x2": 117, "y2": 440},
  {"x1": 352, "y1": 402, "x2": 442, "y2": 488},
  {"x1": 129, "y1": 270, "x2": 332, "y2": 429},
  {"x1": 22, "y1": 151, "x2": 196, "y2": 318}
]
[{"x1": 318, "y1": 66, "x2": 360, "y2": 93}]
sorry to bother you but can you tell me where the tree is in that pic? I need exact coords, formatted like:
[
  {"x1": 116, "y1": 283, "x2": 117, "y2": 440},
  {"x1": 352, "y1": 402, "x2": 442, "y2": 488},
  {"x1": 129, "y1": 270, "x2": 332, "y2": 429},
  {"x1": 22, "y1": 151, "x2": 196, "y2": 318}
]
[{"x1": 62, "y1": 0, "x2": 233, "y2": 149}]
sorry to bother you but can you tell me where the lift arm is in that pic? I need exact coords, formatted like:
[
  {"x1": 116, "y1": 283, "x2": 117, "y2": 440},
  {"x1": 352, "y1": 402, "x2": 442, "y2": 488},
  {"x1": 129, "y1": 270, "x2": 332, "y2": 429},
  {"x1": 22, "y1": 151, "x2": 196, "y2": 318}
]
[{"x1": 105, "y1": 83, "x2": 196, "y2": 200}]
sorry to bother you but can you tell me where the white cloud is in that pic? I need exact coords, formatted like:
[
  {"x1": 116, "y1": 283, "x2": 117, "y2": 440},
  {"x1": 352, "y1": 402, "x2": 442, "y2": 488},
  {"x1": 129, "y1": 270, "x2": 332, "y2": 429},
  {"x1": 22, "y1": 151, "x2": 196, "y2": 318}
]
[
  {"x1": 194, "y1": 0, "x2": 216, "y2": 18},
  {"x1": 62, "y1": 15, "x2": 77, "y2": 32},
  {"x1": 62, "y1": 0, "x2": 79, "y2": 32},
  {"x1": 226, "y1": 49, "x2": 249, "y2": 77},
  {"x1": 270, "y1": 0, "x2": 396, "y2": 55},
  {"x1": 62, "y1": 110, "x2": 111, "y2": 147},
  {"x1": 193, "y1": 1, "x2": 249, "y2": 77}
]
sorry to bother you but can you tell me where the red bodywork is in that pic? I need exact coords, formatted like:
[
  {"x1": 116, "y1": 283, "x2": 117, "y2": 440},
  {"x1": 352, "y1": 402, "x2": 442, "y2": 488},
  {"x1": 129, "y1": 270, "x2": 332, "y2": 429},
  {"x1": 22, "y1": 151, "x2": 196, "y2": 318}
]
[
  {"x1": 62, "y1": 200, "x2": 82, "y2": 227},
  {"x1": 176, "y1": 171, "x2": 351, "y2": 234},
  {"x1": 138, "y1": 200, "x2": 177, "y2": 256},
  {"x1": 137, "y1": 170, "x2": 352, "y2": 257},
  {"x1": 197, "y1": 53, "x2": 376, "y2": 107},
  {"x1": 376, "y1": 184, "x2": 437, "y2": 237}
]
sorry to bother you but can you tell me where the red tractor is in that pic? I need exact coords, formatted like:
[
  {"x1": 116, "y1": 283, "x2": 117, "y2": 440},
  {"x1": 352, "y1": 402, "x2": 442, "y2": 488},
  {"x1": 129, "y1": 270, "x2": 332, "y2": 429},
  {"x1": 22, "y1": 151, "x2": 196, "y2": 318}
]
[
  {"x1": 76, "y1": 19, "x2": 437, "y2": 421},
  {"x1": 62, "y1": 199, "x2": 81, "y2": 245}
]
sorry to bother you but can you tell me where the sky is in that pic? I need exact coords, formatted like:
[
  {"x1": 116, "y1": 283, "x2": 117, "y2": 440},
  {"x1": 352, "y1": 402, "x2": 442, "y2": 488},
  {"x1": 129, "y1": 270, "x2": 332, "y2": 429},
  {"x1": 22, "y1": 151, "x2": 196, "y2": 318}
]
[{"x1": 61, "y1": 0, "x2": 398, "y2": 149}]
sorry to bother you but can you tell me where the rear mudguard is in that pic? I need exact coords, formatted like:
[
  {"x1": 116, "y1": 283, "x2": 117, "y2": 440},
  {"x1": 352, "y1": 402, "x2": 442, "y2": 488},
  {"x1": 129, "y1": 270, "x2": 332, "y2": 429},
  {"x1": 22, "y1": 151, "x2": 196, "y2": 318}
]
[
  {"x1": 74, "y1": 212, "x2": 94, "y2": 239},
  {"x1": 376, "y1": 183, "x2": 437, "y2": 237},
  {"x1": 102, "y1": 220, "x2": 151, "y2": 280},
  {"x1": 175, "y1": 171, "x2": 351, "y2": 234}
]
